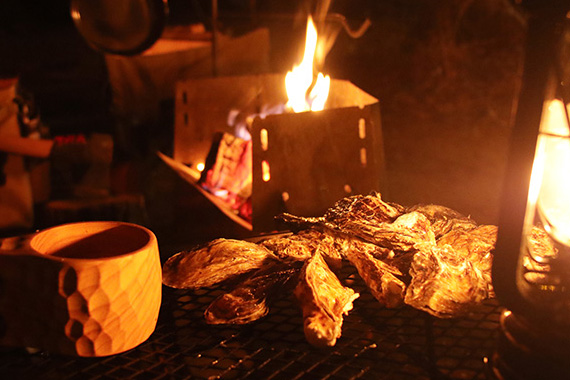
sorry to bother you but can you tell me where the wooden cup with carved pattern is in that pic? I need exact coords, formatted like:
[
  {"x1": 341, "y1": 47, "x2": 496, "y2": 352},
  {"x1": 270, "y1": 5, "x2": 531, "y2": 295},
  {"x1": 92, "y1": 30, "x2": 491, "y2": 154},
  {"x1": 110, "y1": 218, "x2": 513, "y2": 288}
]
[{"x1": 0, "y1": 221, "x2": 162, "y2": 357}]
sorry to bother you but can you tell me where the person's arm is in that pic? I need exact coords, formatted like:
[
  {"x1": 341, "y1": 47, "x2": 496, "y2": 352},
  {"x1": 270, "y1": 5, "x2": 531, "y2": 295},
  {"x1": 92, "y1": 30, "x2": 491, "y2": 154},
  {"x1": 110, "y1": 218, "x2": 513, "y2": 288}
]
[{"x1": 0, "y1": 135, "x2": 53, "y2": 158}]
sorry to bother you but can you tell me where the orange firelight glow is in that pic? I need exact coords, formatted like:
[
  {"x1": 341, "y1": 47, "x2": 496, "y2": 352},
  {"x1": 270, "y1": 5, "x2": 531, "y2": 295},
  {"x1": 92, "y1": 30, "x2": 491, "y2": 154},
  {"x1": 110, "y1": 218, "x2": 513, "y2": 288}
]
[
  {"x1": 285, "y1": 16, "x2": 330, "y2": 113},
  {"x1": 528, "y1": 99, "x2": 570, "y2": 245}
]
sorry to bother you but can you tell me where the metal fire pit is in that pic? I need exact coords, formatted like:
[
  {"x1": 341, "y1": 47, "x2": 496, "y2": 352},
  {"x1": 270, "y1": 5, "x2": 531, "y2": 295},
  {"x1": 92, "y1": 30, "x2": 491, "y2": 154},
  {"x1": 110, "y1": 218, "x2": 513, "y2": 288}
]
[
  {"x1": 172, "y1": 74, "x2": 385, "y2": 232},
  {"x1": 0, "y1": 263, "x2": 501, "y2": 379}
]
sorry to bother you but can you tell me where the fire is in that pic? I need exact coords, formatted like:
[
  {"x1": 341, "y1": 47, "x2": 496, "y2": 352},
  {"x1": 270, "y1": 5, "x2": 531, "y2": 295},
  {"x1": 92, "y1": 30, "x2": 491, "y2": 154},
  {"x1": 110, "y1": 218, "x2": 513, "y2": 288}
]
[
  {"x1": 285, "y1": 16, "x2": 330, "y2": 113},
  {"x1": 528, "y1": 99, "x2": 570, "y2": 245}
]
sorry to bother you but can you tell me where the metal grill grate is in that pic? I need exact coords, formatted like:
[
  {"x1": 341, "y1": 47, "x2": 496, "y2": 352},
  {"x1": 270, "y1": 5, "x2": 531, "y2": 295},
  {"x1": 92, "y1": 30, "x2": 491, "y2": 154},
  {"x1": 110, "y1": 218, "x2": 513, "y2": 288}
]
[{"x1": 0, "y1": 265, "x2": 501, "y2": 380}]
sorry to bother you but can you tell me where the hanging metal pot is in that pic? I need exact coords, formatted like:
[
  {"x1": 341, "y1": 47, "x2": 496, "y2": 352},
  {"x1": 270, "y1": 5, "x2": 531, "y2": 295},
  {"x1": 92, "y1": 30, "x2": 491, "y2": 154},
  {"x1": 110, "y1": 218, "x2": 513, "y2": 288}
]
[{"x1": 70, "y1": 0, "x2": 168, "y2": 55}]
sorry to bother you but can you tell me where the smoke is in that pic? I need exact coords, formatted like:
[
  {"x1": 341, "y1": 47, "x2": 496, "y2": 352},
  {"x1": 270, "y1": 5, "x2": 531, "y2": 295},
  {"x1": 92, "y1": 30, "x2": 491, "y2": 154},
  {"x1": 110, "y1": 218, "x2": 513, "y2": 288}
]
[{"x1": 297, "y1": 0, "x2": 371, "y2": 72}]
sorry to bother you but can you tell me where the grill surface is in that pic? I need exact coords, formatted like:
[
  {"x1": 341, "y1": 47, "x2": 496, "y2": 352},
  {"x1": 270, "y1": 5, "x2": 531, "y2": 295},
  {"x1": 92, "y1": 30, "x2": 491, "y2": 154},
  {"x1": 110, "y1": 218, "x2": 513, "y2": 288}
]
[{"x1": 0, "y1": 265, "x2": 501, "y2": 380}]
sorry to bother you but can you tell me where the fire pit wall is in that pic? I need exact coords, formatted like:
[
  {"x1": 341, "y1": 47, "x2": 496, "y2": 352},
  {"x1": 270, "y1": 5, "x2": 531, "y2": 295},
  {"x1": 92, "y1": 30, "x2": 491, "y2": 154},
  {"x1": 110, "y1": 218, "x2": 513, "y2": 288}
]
[{"x1": 174, "y1": 74, "x2": 386, "y2": 232}]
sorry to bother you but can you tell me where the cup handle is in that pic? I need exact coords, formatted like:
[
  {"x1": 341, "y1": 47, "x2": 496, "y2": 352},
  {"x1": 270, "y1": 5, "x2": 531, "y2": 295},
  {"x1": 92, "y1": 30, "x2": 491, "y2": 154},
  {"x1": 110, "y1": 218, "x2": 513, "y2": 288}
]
[{"x1": 0, "y1": 233, "x2": 35, "y2": 255}]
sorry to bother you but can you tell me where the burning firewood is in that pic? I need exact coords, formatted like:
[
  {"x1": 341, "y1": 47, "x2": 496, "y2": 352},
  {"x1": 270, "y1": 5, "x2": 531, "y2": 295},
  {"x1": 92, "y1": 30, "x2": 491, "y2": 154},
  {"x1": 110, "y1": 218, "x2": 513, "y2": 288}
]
[
  {"x1": 199, "y1": 132, "x2": 253, "y2": 222},
  {"x1": 162, "y1": 192, "x2": 507, "y2": 347}
]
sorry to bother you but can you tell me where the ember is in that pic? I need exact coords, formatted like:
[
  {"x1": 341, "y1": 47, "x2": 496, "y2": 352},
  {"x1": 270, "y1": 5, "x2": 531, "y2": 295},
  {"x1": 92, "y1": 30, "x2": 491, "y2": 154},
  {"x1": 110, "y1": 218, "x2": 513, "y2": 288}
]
[{"x1": 199, "y1": 133, "x2": 253, "y2": 222}]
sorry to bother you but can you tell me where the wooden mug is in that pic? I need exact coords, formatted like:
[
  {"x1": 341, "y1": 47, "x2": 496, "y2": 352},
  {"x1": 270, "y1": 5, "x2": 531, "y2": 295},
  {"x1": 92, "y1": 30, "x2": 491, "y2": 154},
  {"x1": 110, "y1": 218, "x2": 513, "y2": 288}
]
[{"x1": 0, "y1": 221, "x2": 162, "y2": 357}]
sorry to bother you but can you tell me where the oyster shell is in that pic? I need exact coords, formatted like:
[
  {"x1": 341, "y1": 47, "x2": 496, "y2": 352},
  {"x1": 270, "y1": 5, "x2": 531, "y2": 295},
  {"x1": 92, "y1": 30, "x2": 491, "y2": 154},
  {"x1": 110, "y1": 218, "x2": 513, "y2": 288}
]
[
  {"x1": 205, "y1": 261, "x2": 302, "y2": 324},
  {"x1": 162, "y1": 192, "x2": 497, "y2": 345},
  {"x1": 407, "y1": 203, "x2": 477, "y2": 239},
  {"x1": 344, "y1": 240, "x2": 406, "y2": 308},
  {"x1": 162, "y1": 238, "x2": 278, "y2": 289},
  {"x1": 294, "y1": 252, "x2": 359, "y2": 347}
]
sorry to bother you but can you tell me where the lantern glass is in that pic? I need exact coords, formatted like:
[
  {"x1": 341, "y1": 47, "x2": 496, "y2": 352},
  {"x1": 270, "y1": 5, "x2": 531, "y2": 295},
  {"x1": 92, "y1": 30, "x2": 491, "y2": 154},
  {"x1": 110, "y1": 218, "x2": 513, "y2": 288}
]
[{"x1": 517, "y1": 98, "x2": 570, "y2": 320}]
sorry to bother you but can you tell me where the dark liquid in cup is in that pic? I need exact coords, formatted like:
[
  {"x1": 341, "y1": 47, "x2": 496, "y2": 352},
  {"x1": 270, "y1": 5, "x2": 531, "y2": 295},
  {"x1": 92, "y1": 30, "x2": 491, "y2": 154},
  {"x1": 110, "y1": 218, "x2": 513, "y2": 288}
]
[{"x1": 49, "y1": 225, "x2": 150, "y2": 259}]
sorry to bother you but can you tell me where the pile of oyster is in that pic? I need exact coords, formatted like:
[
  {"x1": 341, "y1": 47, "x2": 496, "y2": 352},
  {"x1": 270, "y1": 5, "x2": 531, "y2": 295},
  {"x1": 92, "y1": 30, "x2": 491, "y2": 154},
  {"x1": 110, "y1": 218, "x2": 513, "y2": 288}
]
[{"x1": 162, "y1": 193, "x2": 497, "y2": 347}]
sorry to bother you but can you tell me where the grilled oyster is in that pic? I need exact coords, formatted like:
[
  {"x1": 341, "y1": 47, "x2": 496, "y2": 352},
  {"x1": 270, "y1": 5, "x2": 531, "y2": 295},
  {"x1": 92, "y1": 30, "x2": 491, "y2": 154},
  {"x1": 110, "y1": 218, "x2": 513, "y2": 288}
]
[
  {"x1": 294, "y1": 252, "x2": 359, "y2": 347},
  {"x1": 162, "y1": 191, "x2": 497, "y2": 346},
  {"x1": 262, "y1": 228, "x2": 345, "y2": 271},
  {"x1": 344, "y1": 240, "x2": 406, "y2": 308},
  {"x1": 405, "y1": 224, "x2": 496, "y2": 318},
  {"x1": 278, "y1": 193, "x2": 437, "y2": 251},
  {"x1": 407, "y1": 204, "x2": 477, "y2": 239},
  {"x1": 162, "y1": 238, "x2": 278, "y2": 289},
  {"x1": 438, "y1": 225, "x2": 497, "y2": 266},
  {"x1": 323, "y1": 192, "x2": 405, "y2": 226},
  {"x1": 382, "y1": 211, "x2": 436, "y2": 251},
  {"x1": 205, "y1": 261, "x2": 302, "y2": 324},
  {"x1": 260, "y1": 232, "x2": 314, "y2": 262}
]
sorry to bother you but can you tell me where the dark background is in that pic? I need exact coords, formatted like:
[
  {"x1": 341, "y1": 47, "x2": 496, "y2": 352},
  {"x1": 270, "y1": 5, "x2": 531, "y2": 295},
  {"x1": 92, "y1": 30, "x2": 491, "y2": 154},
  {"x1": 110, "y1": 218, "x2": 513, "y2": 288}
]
[{"x1": 0, "y1": 0, "x2": 526, "y2": 244}]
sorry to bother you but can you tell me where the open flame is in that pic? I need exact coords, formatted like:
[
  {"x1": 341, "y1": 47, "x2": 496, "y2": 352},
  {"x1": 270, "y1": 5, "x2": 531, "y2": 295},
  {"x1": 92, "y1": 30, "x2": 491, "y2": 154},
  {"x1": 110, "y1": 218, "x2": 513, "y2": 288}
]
[
  {"x1": 528, "y1": 99, "x2": 570, "y2": 245},
  {"x1": 285, "y1": 16, "x2": 331, "y2": 113}
]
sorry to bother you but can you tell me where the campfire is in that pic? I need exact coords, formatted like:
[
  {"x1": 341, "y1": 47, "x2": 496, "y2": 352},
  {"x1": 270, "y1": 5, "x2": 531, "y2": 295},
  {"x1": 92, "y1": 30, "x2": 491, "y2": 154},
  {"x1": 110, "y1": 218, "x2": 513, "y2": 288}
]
[
  {"x1": 164, "y1": 16, "x2": 385, "y2": 232},
  {"x1": 285, "y1": 15, "x2": 330, "y2": 113}
]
